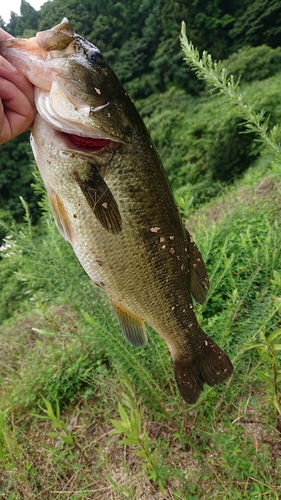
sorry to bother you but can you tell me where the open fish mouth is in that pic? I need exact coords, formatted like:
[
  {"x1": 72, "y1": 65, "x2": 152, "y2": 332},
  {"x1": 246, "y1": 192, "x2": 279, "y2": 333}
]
[
  {"x1": 35, "y1": 87, "x2": 119, "y2": 154},
  {"x1": 0, "y1": 33, "x2": 122, "y2": 154},
  {"x1": 66, "y1": 134, "x2": 111, "y2": 151},
  {"x1": 58, "y1": 131, "x2": 117, "y2": 154}
]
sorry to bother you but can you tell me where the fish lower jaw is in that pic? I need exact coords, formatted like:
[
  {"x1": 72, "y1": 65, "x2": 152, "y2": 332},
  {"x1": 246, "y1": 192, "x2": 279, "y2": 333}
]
[{"x1": 58, "y1": 130, "x2": 120, "y2": 154}]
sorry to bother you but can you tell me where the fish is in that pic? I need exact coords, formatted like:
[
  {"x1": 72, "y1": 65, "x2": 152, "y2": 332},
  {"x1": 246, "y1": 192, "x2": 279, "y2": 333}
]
[{"x1": 0, "y1": 19, "x2": 233, "y2": 404}]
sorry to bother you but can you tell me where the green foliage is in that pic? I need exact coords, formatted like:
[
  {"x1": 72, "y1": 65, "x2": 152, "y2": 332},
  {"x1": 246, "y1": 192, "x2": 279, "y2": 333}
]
[
  {"x1": 1, "y1": 175, "x2": 281, "y2": 496},
  {"x1": 0, "y1": 411, "x2": 36, "y2": 497},
  {"x1": 195, "y1": 195, "x2": 281, "y2": 346},
  {"x1": 0, "y1": 226, "x2": 27, "y2": 323},
  {"x1": 224, "y1": 44, "x2": 281, "y2": 83},
  {"x1": 242, "y1": 271, "x2": 281, "y2": 425},
  {"x1": 229, "y1": 0, "x2": 281, "y2": 50},
  {"x1": 110, "y1": 382, "x2": 175, "y2": 493},
  {"x1": 32, "y1": 397, "x2": 74, "y2": 445},
  {"x1": 2, "y1": 0, "x2": 281, "y2": 216},
  {"x1": 7, "y1": 0, "x2": 40, "y2": 37},
  {"x1": 1, "y1": 4, "x2": 281, "y2": 497},
  {"x1": 0, "y1": 135, "x2": 40, "y2": 223},
  {"x1": 254, "y1": 328, "x2": 281, "y2": 414},
  {"x1": 0, "y1": 411, "x2": 24, "y2": 470},
  {"x1": 141, "y1": 80, "x2": 280, "y2": 202},
  {"x1": 180, "y1": 22, "x2": 281, "y2": 163},
  {"x1": 10, "y1": 335, "x2": 101, "y2": 410}
]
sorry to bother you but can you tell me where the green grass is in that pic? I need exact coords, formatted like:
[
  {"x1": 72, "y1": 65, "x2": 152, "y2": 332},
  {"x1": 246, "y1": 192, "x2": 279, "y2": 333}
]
[
  {"x1": 1, "y1": 175, "x2": 281, "y2": 499},
  {"x1": 1, "y1": 31, "x2": 281, "y2": 499}
]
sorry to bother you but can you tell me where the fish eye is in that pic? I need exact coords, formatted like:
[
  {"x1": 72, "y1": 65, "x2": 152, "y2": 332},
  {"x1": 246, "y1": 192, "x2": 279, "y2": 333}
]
[{"x1": 87, "y1": 48, "x2": 103, "y2": 65}]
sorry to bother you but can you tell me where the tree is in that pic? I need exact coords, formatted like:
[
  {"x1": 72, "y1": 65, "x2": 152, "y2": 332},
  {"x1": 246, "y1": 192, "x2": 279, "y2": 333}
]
[
  {"x1": 20, "y1": 0, "x2": 40, "y2": 30},
  {"x1": 0, "y1": 134, "x2": 40, "y2": 223},
  {"x1": 230, "y1": 0, "x2": 281, "y2": 50}
]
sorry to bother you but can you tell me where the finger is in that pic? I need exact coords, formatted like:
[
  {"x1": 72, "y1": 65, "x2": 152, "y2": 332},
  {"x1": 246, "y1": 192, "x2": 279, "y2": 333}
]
[
  {"x1": 0, "y1": 76, "x2": 35, "y2": 121},
  {"x1": 0, "y1": 29, "x2": 13, "y2": 41},
  {"x1": 0, "y1": 56, "x2": 35, "y2": 110}
]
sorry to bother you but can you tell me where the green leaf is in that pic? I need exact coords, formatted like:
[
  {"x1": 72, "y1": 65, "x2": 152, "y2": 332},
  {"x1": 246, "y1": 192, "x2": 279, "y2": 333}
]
[
  {"x1": 259, "y1": 331, "x2": 266, "y2": 343},
  {"x1": 55, "y1": 398, "x2": 61, "y2": 421},
  {"x1": 273, "y1": 270, "x2": 281, "y2": 284},
  {"x1": 61, "y1": 434, "x2": 74, "y2": 444},
  {"x1": 256, "y1": 348, "x2": 273, "y2": 363},
  {"x1": 256, "y1": 371, "x2": 274, "y2": 387},
  {"x1": 244, "y1": 343, "x2": 264, "y2": 350},
  {"x1": 120, "y1": 437, "x2": 139, "y2": 446},
  {"x1": 134, "y1": 449, "x2": 149, "y2": 459},
  {"x1": 118, "y1": 402, "x2": 130, "y2": 427},
  {"x1": 42, "y1": 397, "x2": 56, "y2": 420},
  {"x1": 51, "y1": 420, "x2": 63, "y2": 430},
  {"x1": 47, "y1": 431, "x2": 61, "y2": 438},
  {"x1": 30, "y1": 413, "x2": 50, "y2": 421},
  {"x1": 110, "y1": 420, "x2": 129, "y2": 434},
  {"x1": 268, "y1": 329, "x2": 281, "y2": 342},
  {"x1": 273, "y1": 397, "x2": 281, "y2": 414}
]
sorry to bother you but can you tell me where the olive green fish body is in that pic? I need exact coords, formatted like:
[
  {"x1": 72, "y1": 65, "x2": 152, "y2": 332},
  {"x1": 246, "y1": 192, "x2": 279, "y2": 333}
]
[{"x1": 0, "y1": 19, "x2": 233, "y2": 403}]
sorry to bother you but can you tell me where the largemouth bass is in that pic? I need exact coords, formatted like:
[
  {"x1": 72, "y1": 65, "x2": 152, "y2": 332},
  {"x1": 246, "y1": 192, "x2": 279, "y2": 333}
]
[{"x1": 0, "y1": 19, "x2": 233, "y2": 404}]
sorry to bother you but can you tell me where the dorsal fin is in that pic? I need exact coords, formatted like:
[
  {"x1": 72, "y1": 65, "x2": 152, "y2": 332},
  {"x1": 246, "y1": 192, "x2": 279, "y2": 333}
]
[
  {"x1": 185, "y1": 228, "x2": 209, "y2": 304},
  {"x1": 74, "y1": 165, "x2": 122, "y2": 235},
  {"x1": 111, "y1": 300, "x2": 147, "y2": 348}
]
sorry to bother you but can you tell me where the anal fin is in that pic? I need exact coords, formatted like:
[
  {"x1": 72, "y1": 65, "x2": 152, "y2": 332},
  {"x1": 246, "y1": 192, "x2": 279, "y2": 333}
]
[{"x1": 111, "y1": 300, "x2": 147, "y2": 348}]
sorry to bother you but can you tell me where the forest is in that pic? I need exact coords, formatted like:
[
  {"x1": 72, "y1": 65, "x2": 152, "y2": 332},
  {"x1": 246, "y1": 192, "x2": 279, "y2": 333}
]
[
  {"x1": 1, "y1": 0, "x2": 281, "y2": 223},
  {"x1": 0, "y1": 0, "x2": 281, "y2": 498}
]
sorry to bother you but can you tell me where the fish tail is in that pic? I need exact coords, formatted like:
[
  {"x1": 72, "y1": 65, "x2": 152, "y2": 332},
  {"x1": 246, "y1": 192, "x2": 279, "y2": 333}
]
[{"x1": 173, "y1": 335, "x2": 233, "y2": 404}]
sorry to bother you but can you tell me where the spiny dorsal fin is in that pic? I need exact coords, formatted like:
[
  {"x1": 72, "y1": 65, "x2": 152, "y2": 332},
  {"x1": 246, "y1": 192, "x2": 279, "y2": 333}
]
[
  {"x1": 185, "y1": 228, "x2": 209, "y2": 305},
  {"x1": 111, "y1": 300, "x2": 147, "y2": 348},
  {"x1": 74, "y1": 165, "x2": 122, "y2": 235}
]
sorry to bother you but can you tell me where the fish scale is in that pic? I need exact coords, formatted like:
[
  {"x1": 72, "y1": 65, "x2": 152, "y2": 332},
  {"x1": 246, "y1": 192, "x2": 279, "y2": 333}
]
[{"x1": 0, "y1": 18, "x2": 233, "y2": 404}]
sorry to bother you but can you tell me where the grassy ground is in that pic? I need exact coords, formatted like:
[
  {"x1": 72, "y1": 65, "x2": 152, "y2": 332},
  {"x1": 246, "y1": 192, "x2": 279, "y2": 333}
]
[{"x1": 0, "y1": 174, "x2": 281, "y2": 499}]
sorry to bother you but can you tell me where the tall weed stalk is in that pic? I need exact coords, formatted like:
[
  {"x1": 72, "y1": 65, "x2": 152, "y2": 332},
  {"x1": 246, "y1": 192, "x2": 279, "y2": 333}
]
[{"x1": 180, "y1": 21, "x2": 281, "y2": 164}]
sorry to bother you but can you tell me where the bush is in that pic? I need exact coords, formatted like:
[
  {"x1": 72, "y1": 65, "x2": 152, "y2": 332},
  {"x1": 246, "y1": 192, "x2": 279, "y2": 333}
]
[{"x1": 223, "y1": 44, "x2": 281, "y2": 83}]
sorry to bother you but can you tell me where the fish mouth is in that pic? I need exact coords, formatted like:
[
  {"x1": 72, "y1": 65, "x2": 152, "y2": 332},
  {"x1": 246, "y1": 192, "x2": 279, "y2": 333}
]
[
  {"x1": 0, "y1": 30, "x2": 126, "y2": 153},
  {"x1": 35, "y1": 88, "x2": 120, "y2": 154},
  {"x1": 59, "y1": 131, "x2": 117, "y2": 154}
]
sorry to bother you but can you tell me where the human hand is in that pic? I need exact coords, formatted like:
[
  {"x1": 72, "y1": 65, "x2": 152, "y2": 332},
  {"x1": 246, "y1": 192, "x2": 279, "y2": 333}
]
[{"x1": 0, "y1": 28, "x2": 36, "y2": 145}]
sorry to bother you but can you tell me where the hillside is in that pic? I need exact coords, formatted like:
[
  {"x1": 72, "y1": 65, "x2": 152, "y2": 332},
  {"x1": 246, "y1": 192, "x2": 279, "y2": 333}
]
[
  {"x1": 1, "y1": 1, "x2": 281, "y2": 498},
  {"x1": 1, "y1": 171, "x2": 281, "y2": 498}
]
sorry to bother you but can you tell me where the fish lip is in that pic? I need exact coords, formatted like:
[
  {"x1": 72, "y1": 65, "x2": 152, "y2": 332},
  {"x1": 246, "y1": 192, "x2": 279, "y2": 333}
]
[
  {"x1": 0, "y1": 36, "x2": 49, "y2": 63},
  {"x1": 56, "y1": 130, "x2": 120, "y2": 155},
  {"x1": 35, "y1": 88, "x2": 126, "y2": 146}
]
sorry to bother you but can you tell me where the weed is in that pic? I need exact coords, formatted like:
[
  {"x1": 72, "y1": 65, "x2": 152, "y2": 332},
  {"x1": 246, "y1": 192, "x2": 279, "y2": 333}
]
[
  {"x1": 31, "y1": 397, "x2": 75, "y2": 446},
  {"x1": 2, "y1": 26, "x2": 281, "y2": 499},
  {"x1": 0, "y1": 411, "x2": 36, "y2": 498},
  {"x1": 180, "y1": 22, "x2": 281, "y2": 163},
  {"x1": 110, "y1": 379, "x2": 181, "y2": 493}
]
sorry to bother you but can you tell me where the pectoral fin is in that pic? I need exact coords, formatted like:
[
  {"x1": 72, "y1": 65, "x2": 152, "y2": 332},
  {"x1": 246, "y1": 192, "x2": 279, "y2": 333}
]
[
  {"x1": 185, "y1": 228, "x2": 209, "y2": 304},
  {"x1": 74, "y1": 165, "x2": 122, "y2": 234},
  {"x1": 111, "y1": 300, "x2": 147, "y2": 348}
]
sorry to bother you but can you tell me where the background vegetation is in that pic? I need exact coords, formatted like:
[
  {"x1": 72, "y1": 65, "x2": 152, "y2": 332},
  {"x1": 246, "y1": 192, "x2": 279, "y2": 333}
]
[{"x1": 0, "y1": 1, "x2": 281, "y2": 498}]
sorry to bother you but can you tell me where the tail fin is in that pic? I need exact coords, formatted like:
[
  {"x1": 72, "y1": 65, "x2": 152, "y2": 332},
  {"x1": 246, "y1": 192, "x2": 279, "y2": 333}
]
[{"x1": 173, "y1": 336, "x2": 233, "y2": 404}]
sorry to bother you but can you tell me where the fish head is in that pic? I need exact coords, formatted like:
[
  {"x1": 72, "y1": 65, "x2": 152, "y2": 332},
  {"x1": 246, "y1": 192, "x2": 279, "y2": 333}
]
[{"x1": 0, "y1": 18, "x2": 134, "y2": 150}]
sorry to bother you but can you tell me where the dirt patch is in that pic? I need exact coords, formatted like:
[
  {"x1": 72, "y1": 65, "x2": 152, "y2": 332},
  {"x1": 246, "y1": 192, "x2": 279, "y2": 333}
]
[{"x1": 186, "y1": 176, "x2": 280, "y2": 231}]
